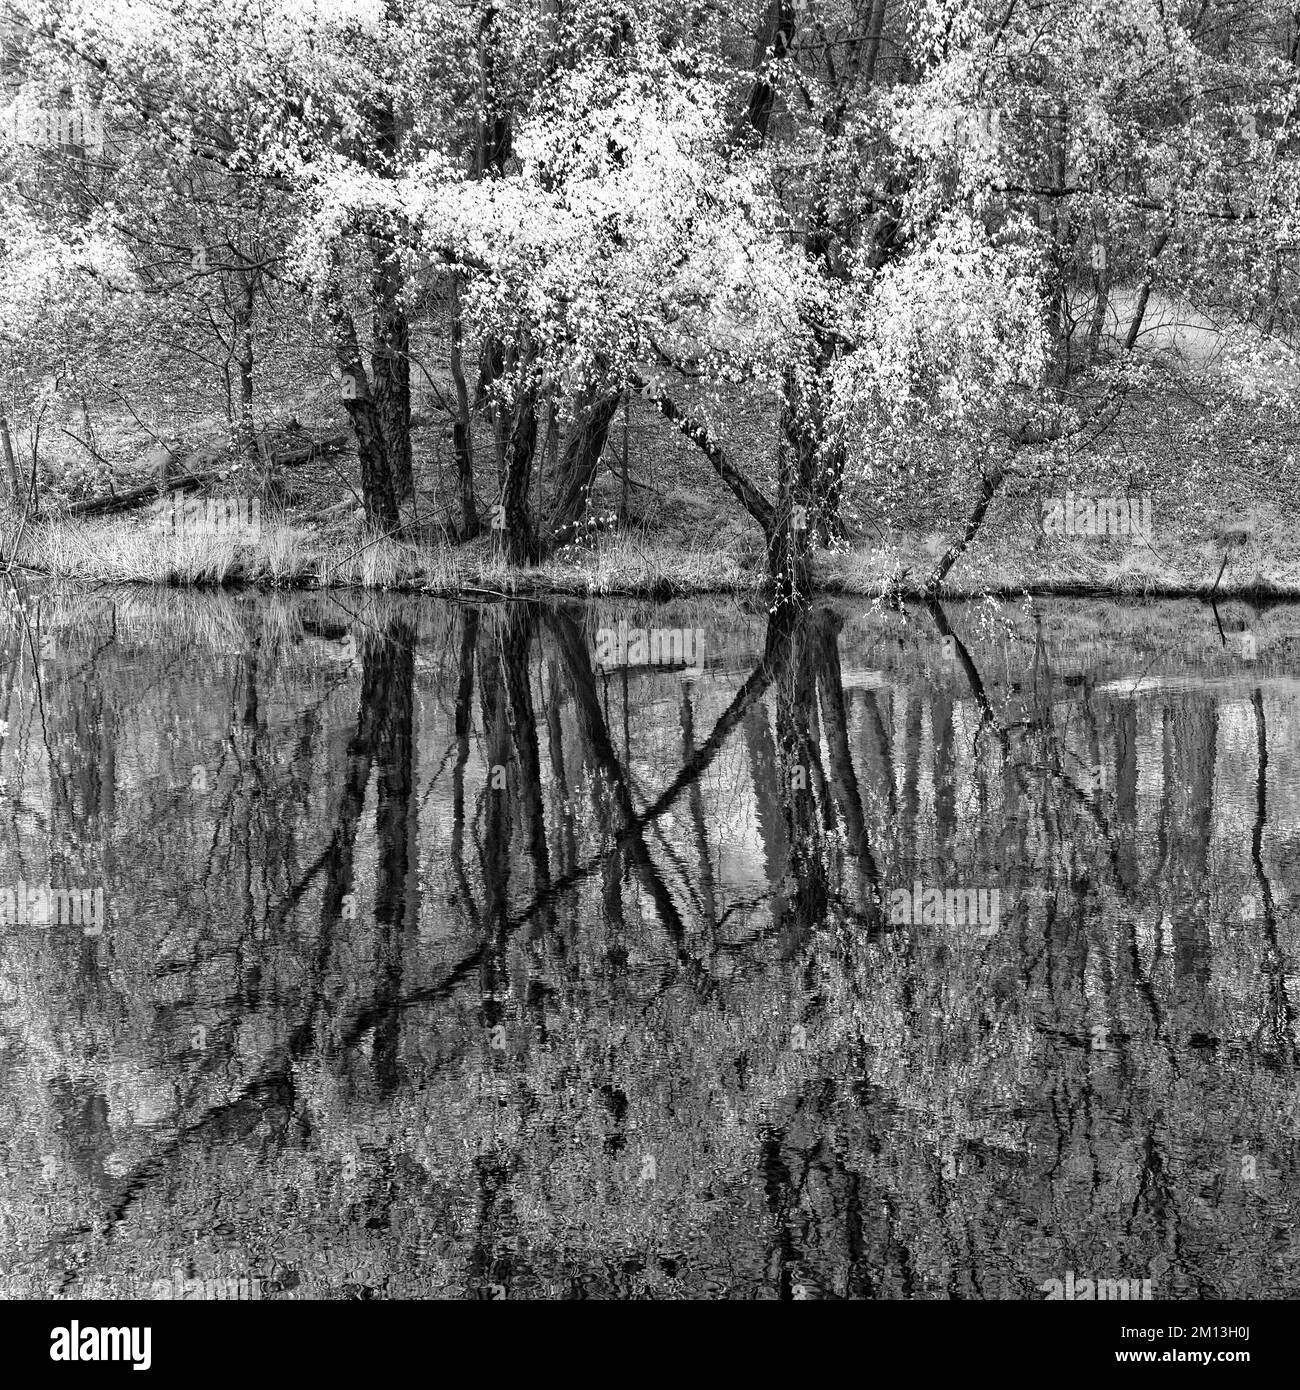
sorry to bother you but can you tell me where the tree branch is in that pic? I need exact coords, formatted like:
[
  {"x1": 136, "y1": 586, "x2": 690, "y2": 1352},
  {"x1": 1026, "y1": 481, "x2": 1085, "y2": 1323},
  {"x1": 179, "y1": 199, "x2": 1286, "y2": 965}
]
[{"x1": 628, "y1": 369, "x2": 776, "y2": 533}]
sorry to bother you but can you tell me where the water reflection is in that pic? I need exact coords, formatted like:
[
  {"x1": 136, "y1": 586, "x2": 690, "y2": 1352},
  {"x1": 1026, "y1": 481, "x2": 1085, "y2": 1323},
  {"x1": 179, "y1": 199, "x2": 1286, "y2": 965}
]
[{"x1": 0, "y1": 586, "x2": 1297, "y2": 1299}]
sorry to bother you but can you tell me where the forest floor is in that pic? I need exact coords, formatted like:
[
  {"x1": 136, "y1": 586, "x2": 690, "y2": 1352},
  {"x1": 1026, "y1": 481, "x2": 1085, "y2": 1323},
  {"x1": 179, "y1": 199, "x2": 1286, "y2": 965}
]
[{"x1": 6, "y1": 308, "x2": 1300, "y2": 599}]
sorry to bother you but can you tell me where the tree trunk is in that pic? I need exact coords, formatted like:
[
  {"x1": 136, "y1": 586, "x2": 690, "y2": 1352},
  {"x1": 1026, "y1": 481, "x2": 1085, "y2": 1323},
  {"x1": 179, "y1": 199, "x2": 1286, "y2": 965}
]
[
  {"x1": 630, "y1": 371, "x2": 775, "y2": 533},
  {"x1": 448, "y1": 272, "x2": 480, "y2": 540},
  {"x1": 620, "y1": 394, "x2": 629, "y2": 523},
  {"x1": 1085, "y1": 230, "x2": 1112, "y2": 365},
  {"x1": 476, "y1": 7, "x2": 512, "y2": 177},
  {"x1": 233, "y1": 268, "x2": 259, "y2": 469},
  {"x1": 745, "y1": 0, "x2": 796, "y2": 140},
  {"x1": 1040, "y1": 102, "x2": 1074, "y2": 382},
  {"x1": 365, "y1": 28, "x2": 414, "y2": 506},
  {"x1": 861, "y1": 0, "x2": 888, "y2": 86},
  {"x1": 628, "y1": 371, "x2": 811, "y2": 595},
  {"x1": 773, "y1": 362, "x2": 823, "y2": 601},
  {"x1": 324, "y1": 282, "x2": 400, "y2": 530},
  {"x1": 493, "y1": 368, "x2": 539, "y2": 565},
  {"x1": 0, "y1": 414, "x2": 20, "y2": 509},
  {"x1": 371, "y1": 238, "x2": 414, "y2": 503},
  {"x1": 1124, "y1": 229, "x2": 1171, "y2": 352},
  {"x1": 543, "y1": 388, "x2": 621, "y2": 540}
]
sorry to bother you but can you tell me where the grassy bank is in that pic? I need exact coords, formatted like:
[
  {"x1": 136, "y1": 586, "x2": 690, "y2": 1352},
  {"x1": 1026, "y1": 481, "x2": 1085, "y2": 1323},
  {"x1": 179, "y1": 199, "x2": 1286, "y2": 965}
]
[
  {"x1": 6, "y1": 501, "x2": 1300, "y2": 601},
  {"x1": 4, "y1": 514, "x2": 761, "y2": 596},
  {"x1": 7, "y1": 350, "x2": 1300, "y2": 600}
]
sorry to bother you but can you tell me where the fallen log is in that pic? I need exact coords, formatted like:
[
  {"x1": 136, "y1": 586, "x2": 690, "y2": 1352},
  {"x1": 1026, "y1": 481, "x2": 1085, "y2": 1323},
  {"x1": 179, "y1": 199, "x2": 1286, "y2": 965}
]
[
  {"x1": 270, "y1": 433, "x2": 351, "y2": 468},
  {"x1": 67, "y1": 433, "x2": 351, "y2": 517},
  {"x1": 69, "y1": 469, "x2": 209, "y2": 517}
]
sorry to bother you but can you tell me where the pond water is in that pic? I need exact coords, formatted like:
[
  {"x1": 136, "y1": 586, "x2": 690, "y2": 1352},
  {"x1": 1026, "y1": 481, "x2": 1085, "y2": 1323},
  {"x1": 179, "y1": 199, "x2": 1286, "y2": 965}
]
[{"x1": 0, "y1": 586, "x2": 1296, "y2": 1299}]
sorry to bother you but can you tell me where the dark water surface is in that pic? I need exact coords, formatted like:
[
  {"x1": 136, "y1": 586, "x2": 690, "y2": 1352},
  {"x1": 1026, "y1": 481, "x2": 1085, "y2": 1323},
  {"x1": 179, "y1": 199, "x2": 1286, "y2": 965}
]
[{"x1": 1, "y1": 586, "x2": 1297, "y2": 1299}]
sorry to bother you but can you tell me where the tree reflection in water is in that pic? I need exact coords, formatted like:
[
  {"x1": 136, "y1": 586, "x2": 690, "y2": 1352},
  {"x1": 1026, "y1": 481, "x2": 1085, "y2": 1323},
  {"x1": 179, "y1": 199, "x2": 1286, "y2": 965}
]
[{"x1": 0, "y1": 586, "x2": 1296, "y2": 1299}]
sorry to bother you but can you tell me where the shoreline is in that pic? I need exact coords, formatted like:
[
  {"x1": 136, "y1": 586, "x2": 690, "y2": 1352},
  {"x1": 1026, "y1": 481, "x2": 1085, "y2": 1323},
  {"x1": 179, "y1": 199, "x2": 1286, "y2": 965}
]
[
  {"x1": 7, "y1": 567, "x2": 1295, "y2": 605},
  {"x1": 3, "y1": 514, "x2": 1295, "y2": 603}
]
